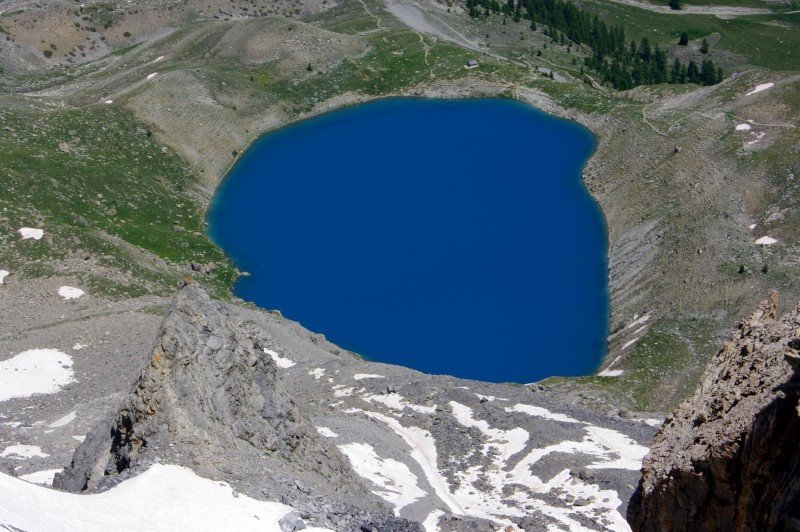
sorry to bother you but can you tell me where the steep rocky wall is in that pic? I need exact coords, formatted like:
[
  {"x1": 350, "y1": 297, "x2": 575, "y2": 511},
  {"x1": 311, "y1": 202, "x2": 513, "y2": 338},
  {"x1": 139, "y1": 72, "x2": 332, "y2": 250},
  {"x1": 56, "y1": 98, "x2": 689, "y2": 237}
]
[{"x1": 628, "y1": 291, "x2": 800, "y2": 531}]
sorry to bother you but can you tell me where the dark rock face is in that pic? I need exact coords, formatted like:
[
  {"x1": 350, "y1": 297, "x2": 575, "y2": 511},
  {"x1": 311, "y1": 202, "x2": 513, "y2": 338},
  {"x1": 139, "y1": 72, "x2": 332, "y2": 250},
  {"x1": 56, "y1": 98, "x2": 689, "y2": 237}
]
[
  {"x1": 54, "y1": 285, "x2": 394, "y2": 528},
  {"x1": 628, "y1": 292, "x2": 800, "y2": 532}
]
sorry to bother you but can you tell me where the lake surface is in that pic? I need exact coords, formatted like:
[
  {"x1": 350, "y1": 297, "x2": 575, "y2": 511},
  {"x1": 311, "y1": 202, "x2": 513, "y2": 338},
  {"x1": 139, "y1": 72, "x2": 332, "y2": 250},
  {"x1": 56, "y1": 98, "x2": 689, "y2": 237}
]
[{"x1": 208, "y1": 98, "x2": 607, "y2": 383}]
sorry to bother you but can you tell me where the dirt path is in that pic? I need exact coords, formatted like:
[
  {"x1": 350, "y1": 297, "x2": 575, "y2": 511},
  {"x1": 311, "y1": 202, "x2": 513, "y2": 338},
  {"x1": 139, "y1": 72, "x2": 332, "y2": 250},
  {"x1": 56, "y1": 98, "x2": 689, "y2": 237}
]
[{"x1": 597, "y1": 0, "x2": 771, "y2": 18}]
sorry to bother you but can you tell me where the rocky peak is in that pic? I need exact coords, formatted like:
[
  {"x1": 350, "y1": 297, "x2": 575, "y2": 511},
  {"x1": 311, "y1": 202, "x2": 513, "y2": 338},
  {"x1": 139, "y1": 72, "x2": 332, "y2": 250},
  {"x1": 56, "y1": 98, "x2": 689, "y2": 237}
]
[
  {"x1": 54, "y1": 285, "x2": 394, "y2": 527},
  {"x1": 628, "y1": 291, "x2": 800, "y2": 531}
]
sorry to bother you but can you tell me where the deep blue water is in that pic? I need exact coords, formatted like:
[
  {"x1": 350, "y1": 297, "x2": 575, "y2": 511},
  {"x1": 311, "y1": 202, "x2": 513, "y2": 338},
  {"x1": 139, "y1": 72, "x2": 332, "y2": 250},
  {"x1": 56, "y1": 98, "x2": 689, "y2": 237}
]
[{"x1": 208, "y1": 98, "x2": 607, "y2": 383}]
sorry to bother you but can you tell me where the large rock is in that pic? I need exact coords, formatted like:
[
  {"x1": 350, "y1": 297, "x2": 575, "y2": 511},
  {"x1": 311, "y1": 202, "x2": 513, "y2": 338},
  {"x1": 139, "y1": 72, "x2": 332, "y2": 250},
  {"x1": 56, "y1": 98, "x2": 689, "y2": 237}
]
[
  {"x1": 54, "y1": 284, "x2": 396, "y2": 529},
  {"x1": 628, "y1": 292, "x2": 800, "y2": 531}
]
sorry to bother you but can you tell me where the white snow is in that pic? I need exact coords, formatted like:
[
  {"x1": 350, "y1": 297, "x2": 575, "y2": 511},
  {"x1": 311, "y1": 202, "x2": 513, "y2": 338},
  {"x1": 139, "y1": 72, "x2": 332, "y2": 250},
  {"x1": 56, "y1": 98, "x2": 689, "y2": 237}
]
[
  {"x1": 626, "y1": 312, "x2": 651, "y2": 329},
  {"x1": 421, "y1": 509, "x2": 444, "y2": 532},
  {"x1": 475, "y1": 394, "x2": 508, "y2": 402},
  {"x1": 338, "y1": 442, "x2": 426, "y2": 514},
  {"x1": 450, "y1": 402, "x2": 529, "y2": 464},
  {"x1": 362, "y1": 393, "x2": 437, "y2": 414},
  {"x1": 755, "y1": 236, "x2": 778, "y2": 245},
  {"x1": 643, "y1": 418, "x2": 663, "y2": 427},
  {"x1": 504, "y1": 403, "x2": 582, "y2": 424},
  {"x1": 48, "y1": 411, "x2": 76, "y2": 428},
  {"x1": 621, "y1": 337, "x2": 639, "y2": 350},
  {"x1": 1, "y1": 445, "x2": 49, "y2": 459},
  {"x1": 353, "y1": 373, "x2": 384, "y2": 380},
  {"x1": 73, "y1": 435, "x2": 86, "y2": 443},
  {"x1": 746, "y1": 82, "x2": 774, "y2": 95},
  {"x1": 332, "y1": 385, "x2": 355, "y2": 397},
  {"x1": 58, "y1": 286, "x2": 85, "y2": 300},
  {"x1": 19, "y1": 469, "x2": 61, "y2": 486},
  {"x1": 315, "y1": 426, "x2": 338, "y2": 438},
  {"x1": 18, "y1": 227, "x2": 44, "y2": 240},
  {"x1": 264, "y1": 349, "x2": 295, "y2": 368},
  {"x1": 0, "y1": 464, "x2": 332, "y2": 531},
  {"x1": 748, "y1": 223, "x2": 757, "y2": 230},
  {"x1": 735, "y1": 123, "x2": 751, "y2": 131},
  {"x1": 153, "y1": 55, "x2": 164, "y2": 62},
  {"x1": 598, "y1": 369, "x2": 624, "y2": 377},
  {"x1": 347, "y1": 406, "x2": 644, "y2": 531},
  {"x1": 72, "y1": 343, "x2": 88, "y2": 351},
  {"x1": 0, "y1": 349, "x2": 75, "y2": 402},
  {"x1": 146, "y1": 72, "x2": 158, "y2": 80},
  {"x1": 0, "y1": 270, "x2": 8, "y2": 284},
  {"x1": 104, "y1": 99, "x2": 113, "y2": 104},
  {"x1": 309, "y1": 368, "x2": 325, "y2": 380}
]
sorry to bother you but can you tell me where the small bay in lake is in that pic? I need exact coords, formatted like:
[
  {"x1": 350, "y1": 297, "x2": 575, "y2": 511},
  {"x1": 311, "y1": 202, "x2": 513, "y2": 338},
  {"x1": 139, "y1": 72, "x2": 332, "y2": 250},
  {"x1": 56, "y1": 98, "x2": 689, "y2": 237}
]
[{"x1": 208, "y1": 98, "x2": 607, "y2": 383}]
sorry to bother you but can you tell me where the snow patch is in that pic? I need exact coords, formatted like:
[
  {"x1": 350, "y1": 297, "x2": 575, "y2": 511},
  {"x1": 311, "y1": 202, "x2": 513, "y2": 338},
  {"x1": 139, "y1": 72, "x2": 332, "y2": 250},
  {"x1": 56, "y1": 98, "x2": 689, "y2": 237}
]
[
  {"x1": 450, "y1": 402, "x2": 529, "y2": 464},
  {"x1": 153, "y1": 55, "x2": 164, "y2": 62},
  {"x1": 755, "y1": 236, "x2": 778, "y2": 245},
  {"x1": 316, "y1": 426, "x2": 338, "y2": 438},
  {"x1": 338, "y1": 442, "x2": 426, "y2": 514},
  {"x1": 748, "y1": 223, "x2": 757, "y2": 230},
  {"x1": 73, "y1": 435, "x2": 86, "y2": 443},
  {"x1": 332, "y1": 385, "x2": 355, "y2": 397},
  {"x1": 0, "y1": 349, "x2": 75, "y2": 402},
  {"x1": 0, "y1": 464, "x2": 330, "y2": 531},
  {"x1": 264, "y1": 349, "x2": 295, "y2": 368},
  {"x1": 747, "y1": 82, "x2": 774, "y2": 95},
  {"x1": 146, "y1": 72, "x2": 158, "y2": 80},
  {"x1": 309, "y1": 368, "x2": 325, "y2": 380},
  {"x1": 421, "y1": 509, "x2": 444, "y2": 532},
  {"x1": 18, "y1": 227, "x2": 44, "y2": 240},
  {"x1": 598, "y1": 369, "x2": 624, "y2": 377},
  {"x1": 48, "y1": 411, "x2": 76, "y2": 428},
  {"x1": 626, "y1": 312, "x2": 651, "y2": 329},
  {"x1": 735, "y1": 123, "x2": 751, "y2": 131},
  {"x1": 622, "y1": 337, "x2": 639, "y2": 350},
  {"x1": 104, "y1": 99, "x2": 113, "y2": 104},
  {"x1": 504, "y1": 403, "x2": 582, "y2": 424},
  {"x1": 475, "y1": 394, "x2": 508, "y2": 402},
  {"x1": 72, "y1": 343, "x2": 88, "y2": 351},
  {"x1": 353, "y1": 374, "x2": 384, "y2": 380},
  {"x1": 58, "y1": 286, "x2": 84, "y2": 300},
  {"x1": 363, "y1": 393, "x2": 437, "y2": 414},
  {"x1": 1, "y1": 445, "x2": 49, "y2": 459},
  {"x1": 19, "y1": 469, "x2": 61, "y2": 486},
  {"x1": 0, "y1": 270, "x2": 8, "y2": 284}
]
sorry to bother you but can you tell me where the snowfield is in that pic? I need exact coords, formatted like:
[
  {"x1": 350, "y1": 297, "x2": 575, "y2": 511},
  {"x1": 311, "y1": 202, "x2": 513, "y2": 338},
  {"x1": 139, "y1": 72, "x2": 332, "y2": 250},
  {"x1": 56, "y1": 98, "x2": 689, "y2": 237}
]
[
  {"x1": 0, "y1": 349, "x2": 75, "y2": 402},
  {"x1": 0, "y1": 464, "x2": 333, "y2": 532},
  {"x1": 0, "y1": 270, "x2": 8, "y2": 284}
]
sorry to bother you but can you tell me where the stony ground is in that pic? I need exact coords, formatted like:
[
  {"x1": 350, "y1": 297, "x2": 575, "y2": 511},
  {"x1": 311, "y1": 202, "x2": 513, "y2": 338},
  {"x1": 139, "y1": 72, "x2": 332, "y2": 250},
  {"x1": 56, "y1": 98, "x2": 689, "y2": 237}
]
[{"x1": 2, "y1": 283, "x2": 657, "y2": 531}]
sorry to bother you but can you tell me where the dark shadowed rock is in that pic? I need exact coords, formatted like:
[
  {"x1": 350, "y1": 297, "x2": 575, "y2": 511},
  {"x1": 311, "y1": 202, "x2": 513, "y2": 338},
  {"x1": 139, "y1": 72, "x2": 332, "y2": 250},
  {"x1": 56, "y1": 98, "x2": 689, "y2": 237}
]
[
  {"x1": 628, "y1": 291, "x2": 800, "y2": 531},
  {"x1": 53, "y1": 285, "x2": 403, "y2": 529}
]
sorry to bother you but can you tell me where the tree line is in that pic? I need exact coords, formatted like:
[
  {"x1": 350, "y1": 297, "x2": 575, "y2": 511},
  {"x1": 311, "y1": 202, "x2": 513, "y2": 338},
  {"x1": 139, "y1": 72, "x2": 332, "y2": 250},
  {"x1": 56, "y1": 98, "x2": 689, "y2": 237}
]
[{"x1": 464, "y1": 0, "x2": 723, "y2": 90}]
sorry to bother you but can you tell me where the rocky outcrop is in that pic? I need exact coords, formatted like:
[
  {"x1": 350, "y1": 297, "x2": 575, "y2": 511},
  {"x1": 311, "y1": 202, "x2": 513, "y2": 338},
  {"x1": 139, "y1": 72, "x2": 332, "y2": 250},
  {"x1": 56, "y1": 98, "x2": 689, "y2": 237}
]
[
  {"x1": 53, "y1": 284, "x2": 403, "y2": 529},
  {"x1": 628, "y1": 292, "x2": 800, "y2": 531}
]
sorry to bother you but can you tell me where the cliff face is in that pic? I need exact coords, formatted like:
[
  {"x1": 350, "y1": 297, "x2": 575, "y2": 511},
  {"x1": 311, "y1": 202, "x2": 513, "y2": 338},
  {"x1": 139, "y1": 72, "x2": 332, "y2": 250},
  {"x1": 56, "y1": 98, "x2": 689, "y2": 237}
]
[{"x1": 628, "y1": 292, "x2": 800, "y2": 531}]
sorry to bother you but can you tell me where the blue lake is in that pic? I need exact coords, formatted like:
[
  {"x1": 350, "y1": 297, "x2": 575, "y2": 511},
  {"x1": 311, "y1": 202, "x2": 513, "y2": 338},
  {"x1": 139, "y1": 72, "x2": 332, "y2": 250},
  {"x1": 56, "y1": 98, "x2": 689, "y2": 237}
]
[{"x1": 208, "y1": 98, "x2": 607, "y2": 383}]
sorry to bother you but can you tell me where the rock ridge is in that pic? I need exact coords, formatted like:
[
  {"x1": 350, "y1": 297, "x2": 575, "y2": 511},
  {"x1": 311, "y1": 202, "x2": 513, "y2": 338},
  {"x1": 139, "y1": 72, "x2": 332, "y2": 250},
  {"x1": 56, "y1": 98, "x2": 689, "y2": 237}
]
[
  {"x1": 54, "y1": 284, "x2": 408, "y2": 530},
  {"x1": 628, "y1": 291, "x2": 800, "y2": 531}
]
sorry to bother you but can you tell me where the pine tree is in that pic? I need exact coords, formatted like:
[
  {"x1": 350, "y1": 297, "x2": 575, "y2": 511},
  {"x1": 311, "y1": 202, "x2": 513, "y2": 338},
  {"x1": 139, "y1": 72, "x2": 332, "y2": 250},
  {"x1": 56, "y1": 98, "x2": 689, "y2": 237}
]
[
  {"x1": 669, "y1": 0, "x2": 681, "y2": 10},
  {"x1": 687, "y1": 60, "x2": 700, "y2": 83},
  {"x1": 678, "y1": 32, "x2": 689, "y2": 45},
  {"x1": 700, "y1": 38, "x2": 709, "y2": 54}
]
